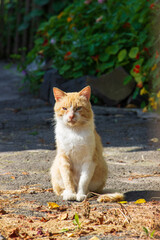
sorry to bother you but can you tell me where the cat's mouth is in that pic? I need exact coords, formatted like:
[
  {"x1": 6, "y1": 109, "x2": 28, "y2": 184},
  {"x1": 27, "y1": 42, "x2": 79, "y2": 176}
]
[{"x1": 67, "y1": 119, "x2": 76, "y2": 125}]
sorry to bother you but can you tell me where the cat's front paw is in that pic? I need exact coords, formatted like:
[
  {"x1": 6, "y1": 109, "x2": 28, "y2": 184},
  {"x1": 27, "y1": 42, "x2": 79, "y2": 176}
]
[
  {"x1": 62, "y1": 190, "x2": 76, "y2": 201},
  {"x1": 76, "y1": 193, "x2": 86, "y2": 202}
]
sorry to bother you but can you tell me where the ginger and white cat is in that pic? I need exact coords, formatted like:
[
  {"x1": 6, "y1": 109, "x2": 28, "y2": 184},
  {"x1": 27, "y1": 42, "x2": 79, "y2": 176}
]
[{"x1": 50, "y1": 86, "x2": 123, "y2": 202}]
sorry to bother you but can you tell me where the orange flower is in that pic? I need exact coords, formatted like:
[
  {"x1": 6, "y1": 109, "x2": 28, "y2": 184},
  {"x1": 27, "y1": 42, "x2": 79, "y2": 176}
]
[
  {"x1": 137, "y1": 82, "x2": 143, "y2": 88},
  {"x1": 67, "y1": 16, "x2": 72, "y2": 22},
  {"x1": 64, "y1": 51, "x2": 72, "y2": 60}
]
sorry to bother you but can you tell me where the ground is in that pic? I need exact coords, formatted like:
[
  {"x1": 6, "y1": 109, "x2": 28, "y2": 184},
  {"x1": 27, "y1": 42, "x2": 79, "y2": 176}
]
[{"x1": 0, "y1": 62, "x2": 160, "y2": 239}]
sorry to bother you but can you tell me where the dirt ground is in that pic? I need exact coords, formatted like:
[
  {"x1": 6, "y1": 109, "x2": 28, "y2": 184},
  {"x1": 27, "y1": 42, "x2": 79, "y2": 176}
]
[{"x1": 0, "y1": 61, "x2": 160, "y2": 239}]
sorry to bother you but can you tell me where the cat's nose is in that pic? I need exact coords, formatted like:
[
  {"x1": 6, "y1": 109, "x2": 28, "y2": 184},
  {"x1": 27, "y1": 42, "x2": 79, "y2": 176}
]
[{"x1": 68, "y1": 114, "x2": 75, "y2": 121}]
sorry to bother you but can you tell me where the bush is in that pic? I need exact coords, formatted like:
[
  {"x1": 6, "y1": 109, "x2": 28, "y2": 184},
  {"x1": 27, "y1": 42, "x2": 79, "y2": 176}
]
[{"x1": 23, "y1": 0, "x2": 160, "y2": 111}]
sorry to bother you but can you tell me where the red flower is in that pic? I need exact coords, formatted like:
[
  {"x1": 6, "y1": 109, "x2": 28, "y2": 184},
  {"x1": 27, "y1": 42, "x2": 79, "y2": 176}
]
[
  {"x1": 123, "y1": 22, "x2": 131, "y2": 28},
  {"x1": 64, "y1": 51, "x2": 72, "y2": 60},
  {"x1": 42, "y1": 39, "x2": 48, "y2": 47},
  {"x1": 133, "y1": 64, "x2": 140, "y2": 73},
  {"x1": 135, "y1": 53, "x2": 140, "y2": 59},
  {"x1": 150, "y1": 3, "x2": 155, "y2": 8},
  {"x1": 143, "y1": 47, "x2": 150, "y2": 56},
  {"x1": 91, "y1": 55, "x2": 99, "y2": 61},
  {"x1": 155, "y1": 51, "x2": 159, "y2": 59}
]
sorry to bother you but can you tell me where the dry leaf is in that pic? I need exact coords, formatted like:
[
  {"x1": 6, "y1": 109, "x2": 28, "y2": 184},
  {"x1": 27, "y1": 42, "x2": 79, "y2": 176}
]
[
  {"x1": 89, "y1": 237, "x2": 100, "y2": 240},
  {"x1": 9, "y1": 228, "x2": 20, "y2": 238},
  {"x1": 119, "y1": 201, "x2": 128, "y2": 204},
  {"x1": 40, "y1": 217, "x2": 48, "y2": 222},
  {"x1": 59, "y1": 213, "x2": 68, "y2": 220},
  {"x1": 135, "y1": 199, "x2": 146, "y2": 204},
  {"x1": 0, "y1": 209, "x2": 7, "y2": 214},
  {"x1": 150, "y1": 138, "x2": 159, "y2": 143},
  {"x1": 47, "y1": 202, "x2": 59, "y2": 209},
  {"x1": 22, "y1": 172, "x2": 29, "y2": 175},
  {"x1": 67, "y1": 233, "x2": 75, "y2": 237},
  {"x1": 11, "y1": 176, "x2": 15, "y2": 180}
]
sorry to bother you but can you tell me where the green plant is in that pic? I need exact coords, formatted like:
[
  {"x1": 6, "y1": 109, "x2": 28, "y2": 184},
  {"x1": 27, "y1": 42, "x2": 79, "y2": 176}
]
[
  {"x1": 1, "y1": 0, "x2": 73, "y2": 58},
  {"x1": 143, "y1": 226, "x2": 156, "y2": 239},
  {"x1": 22, "y1": 0, "x2": 160, "y2": 110},
  {"x1": 73, "y1": 213, "x2": 81, "y2": 230}
]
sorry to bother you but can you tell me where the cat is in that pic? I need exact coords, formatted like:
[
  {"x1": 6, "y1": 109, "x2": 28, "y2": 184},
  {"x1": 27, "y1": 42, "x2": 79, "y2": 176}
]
[{"x1": 50, "y1": 86, "x2": 124, "y2": 202}]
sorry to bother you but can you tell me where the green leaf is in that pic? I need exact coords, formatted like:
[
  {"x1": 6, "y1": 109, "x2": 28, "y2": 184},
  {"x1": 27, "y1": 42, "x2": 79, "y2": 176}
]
[
  {"x1": 150, "y1": 230, "x2": 156, "y2": 238},
  {"x1": 123, "y1": 75, "x2": 132, "y2": 85},
  {"x1": 118, "y1": 49, "x2": 127, "y2": 62},
  {"x1": 72, "y1": 71, "x2": 83, "y2": 78},
  {"x1": 99, "y1": 61, "x2": 114, "y2": 72},
  {"x1": 74, "y1": 213, "x2": 79, "y2": 225},
  {"x1": 18, "y1": 22, "x2": 29, "y2": 31},
  {"x1": 132, "y1": 88, "x2": 139, "y2": 100},
  {"x1": 106, "y1": 45, "x2": 121, "y2": 55},
  {"x1": 143, "y1": 227, "x2": 149, "y2": 236},
  {"x1": 129, "y1": 47, "x2": 139, "y2": 59},
  {"x1": 134, "y1": 75, "x2": 142, "y2": 83},
  {"x1": 60, "y1": 64, "x2": 71, "y2": 74},
  {"x1": 99, "y1": 54, "x2": 110, "y2": 62}
]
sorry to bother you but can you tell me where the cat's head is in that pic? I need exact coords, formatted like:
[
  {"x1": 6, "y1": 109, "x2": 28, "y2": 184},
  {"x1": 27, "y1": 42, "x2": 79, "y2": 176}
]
[{"x1": 53, "y1": 86, "x2": 93, "y2": 127}]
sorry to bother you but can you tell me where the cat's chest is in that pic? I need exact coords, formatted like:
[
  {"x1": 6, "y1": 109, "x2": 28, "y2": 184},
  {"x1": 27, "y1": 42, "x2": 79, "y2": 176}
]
[{"x1": 55, "y1": 124, "x2": 95, "y2": 155}]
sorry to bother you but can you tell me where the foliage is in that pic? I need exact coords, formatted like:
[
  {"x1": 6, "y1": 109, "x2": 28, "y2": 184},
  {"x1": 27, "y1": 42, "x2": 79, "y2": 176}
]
[
  {"x1": 21, "y1": 0, "x2": 160, "y2": 110},
  {"x1": 143, "y1": 227, "x2": 156, "y2": 239},
  {"x1": 73, "y1": 213, "x2": 81, "y2": 230},
  {"x1": 1, "y1": 0, "x2": 73, "y2": 58}
]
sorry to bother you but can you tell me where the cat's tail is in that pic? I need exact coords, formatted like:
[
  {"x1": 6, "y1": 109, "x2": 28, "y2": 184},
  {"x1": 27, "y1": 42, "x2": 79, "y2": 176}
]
[{"x1": 97, "y1": 192, "x2": 124, "y2": 203}]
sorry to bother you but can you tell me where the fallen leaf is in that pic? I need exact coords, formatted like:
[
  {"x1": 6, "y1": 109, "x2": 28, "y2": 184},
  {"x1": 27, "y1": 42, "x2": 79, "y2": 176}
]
[
  {"x1": 22, "y1": 172, "x2": 29, "y2": 175},
  {"x1": 0, "y1": 172, "x2": 11, "y2": 175},
  {"x1": 150, "y1": 138, "x2": 159, "y2": 143},
  {"x1": 59, "y1": 213, "x2": 68, "y2": 220},
  {"x1": 9, "y1": 228, "x2": 20, "y2": 238},
  {"x1": 0, "y1": 209, "x2": 7, "y2": 214},
  {"x1": 135, "y1": 199, "x2": 146, "y2": 204},
  {"x1": 67, "y1": 233, "x2": 75, "y2": 237},
  {"x1": 40, "y1": 217, "x2": 48, "y2": 222},
  {"x1": 119, "y1": 201, "x2": 128, "y2": 204},
  {"x1": 89, "y1": 237, "x2": 100, "y2": 240},
  {"x1": 11, "y1": 176, "x2": 15, "y2": 180},
  {"x1": 47, "y1": 202, "x2": 59, "y2": 209}
]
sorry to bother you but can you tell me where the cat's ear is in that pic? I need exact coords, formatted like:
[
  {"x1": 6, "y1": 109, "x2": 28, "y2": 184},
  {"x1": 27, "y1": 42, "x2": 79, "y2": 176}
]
[
  {"x1": 53, "y1": 87, "x2": 66, "y2": 102},
  {"x1": 79, "y1": 86, "x2": 91, "y2": 101}
]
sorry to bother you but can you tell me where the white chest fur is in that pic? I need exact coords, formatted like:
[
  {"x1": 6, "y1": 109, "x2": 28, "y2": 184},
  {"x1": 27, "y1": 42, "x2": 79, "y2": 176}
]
[{"x1": 55, "y1": 121, "x2": 95, "y2": 161}]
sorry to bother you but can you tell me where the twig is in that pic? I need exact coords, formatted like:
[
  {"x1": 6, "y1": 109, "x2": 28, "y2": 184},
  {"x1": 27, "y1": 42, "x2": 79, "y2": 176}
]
[{"x1": 118, "y1": 203, "x2": 131, "y2": 223}]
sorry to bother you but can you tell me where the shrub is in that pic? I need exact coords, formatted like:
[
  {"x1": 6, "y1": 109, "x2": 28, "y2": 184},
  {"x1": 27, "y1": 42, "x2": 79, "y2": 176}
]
[{"x1": 23, "y1": 0, "x2": 160, "y2": 111}]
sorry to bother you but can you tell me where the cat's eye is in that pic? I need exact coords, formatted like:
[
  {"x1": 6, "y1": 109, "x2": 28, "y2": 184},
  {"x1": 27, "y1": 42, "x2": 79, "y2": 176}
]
[
  {"x1": 62, "y1": 107, "x2": 67, "y2": 110},
  {"x1": 76, "y1": 106, "x2": 82, "y2": 111}
]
